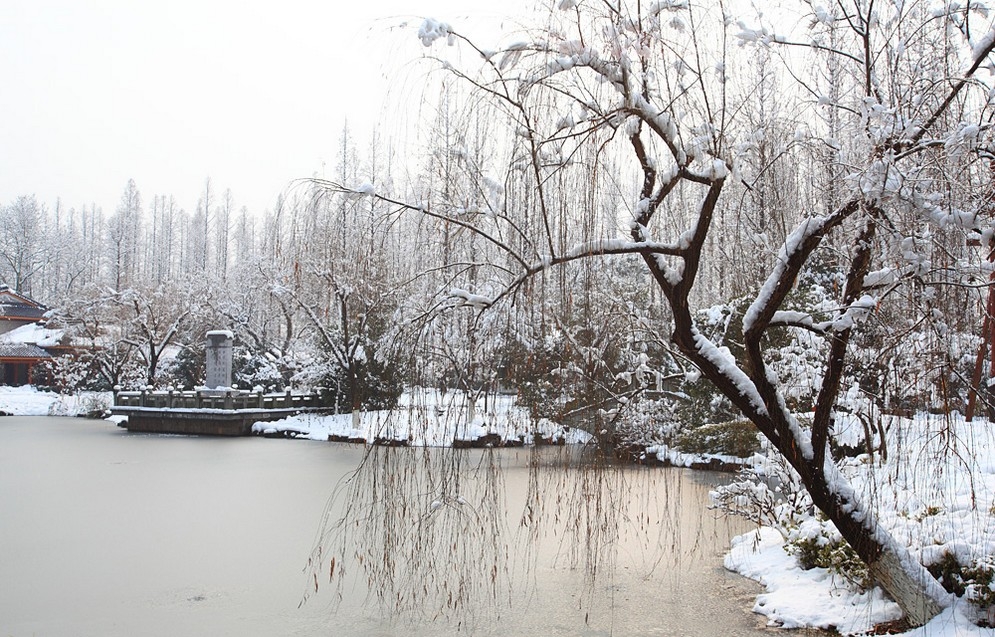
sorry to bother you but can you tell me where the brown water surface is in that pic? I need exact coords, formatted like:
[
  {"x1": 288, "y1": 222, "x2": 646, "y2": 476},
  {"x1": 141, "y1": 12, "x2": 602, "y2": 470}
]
[{"x1": 0, "y1": 416, "x2": 783, "y2": 636}]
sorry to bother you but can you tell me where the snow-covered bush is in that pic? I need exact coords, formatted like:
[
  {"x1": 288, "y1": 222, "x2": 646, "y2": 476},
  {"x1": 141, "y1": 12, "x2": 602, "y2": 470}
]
[
  {"x1": 43, "y1": 353, "x2": 110, "y2": 392},
  {"x1": 158, "y1": 344, "x2": 203, "y2": 390},
  {"x1": 293, "y1": 338, "x2": 405, "y2": 413},
  {"x1": 46, "y1": 391, "x2": 112, "y2": 418},
  {"x1": 233, "y1": 346, "x2": 286, "y2": 392},
  {"x1": 786, "y1": 517, "x2": 869, "y2": 588},
  {"x1": 604, "y1": 397, "x2": 681, "y2": 446},
  {"x1": 965, "y1": 559, "x2": 995, "y2": 620},
  {"x1": 927, "y1": 551, "x2": 995, "y2": 621}
]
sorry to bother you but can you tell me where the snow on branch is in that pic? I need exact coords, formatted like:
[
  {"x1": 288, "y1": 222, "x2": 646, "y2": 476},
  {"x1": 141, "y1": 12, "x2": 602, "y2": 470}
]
[
  {"x1": 690, "y1": 328, "x2": 768, "y2": 417},
  {"x1": 350, "y1": 182, "x2": 375, "y2": 198},
  {"x1": 852, "y1": 159, "x2": 906, "y2": 203},
  {"x1": 973, "y1": 26, "x2": 995, "y2": 63},
  {"x1": 512, "y1": 239, "x2": 683, "y2": 276},
  {"x1": 418, "y1": 18, "x2": 453, "y2": 47},
  {"x1": 829, "y1": 294, "x2": 878, "y2": 332},
  {"x1": 908, "y1": 25, "x2": 995, "y2": 147},
  {"x1": 559, "y1": 238, "x2": 682, "y2": 260},
  {"x1": 743, "y1": 214, "x2": 835, "y2": 334},
  {"x1": 629, "y1": 94, "x2": 686, "y2": 166},
  {"x1": 767, "y1": 311, "x2": 826, "y2": 334},
  {"x1": 448, "y1": 288, "x2": 493, "y2": 309},
  {"x1": 734, "y1": 22, "x2": 785, "y2": 46},
  {"x1": 648, "y1": 0, "x2": 689, "y2": 12},
  {"x1": 862, "y1": 267, "x2": 904, "y2": 290}
]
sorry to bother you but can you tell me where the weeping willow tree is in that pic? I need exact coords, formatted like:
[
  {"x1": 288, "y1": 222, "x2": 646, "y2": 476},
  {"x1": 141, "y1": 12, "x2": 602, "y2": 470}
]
[{"x1": 310, "y1": 0, "x2": 995, "y2": 626}]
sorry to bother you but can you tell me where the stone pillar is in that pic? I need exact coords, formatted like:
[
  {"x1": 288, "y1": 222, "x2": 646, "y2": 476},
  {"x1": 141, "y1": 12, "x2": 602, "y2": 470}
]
[{"x1": 205, "y1": 330, "x2": 234, "y2": 390}]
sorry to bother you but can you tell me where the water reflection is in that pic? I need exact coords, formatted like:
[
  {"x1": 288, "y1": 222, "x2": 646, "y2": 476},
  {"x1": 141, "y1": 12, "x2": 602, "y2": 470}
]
[
  {"x1": 309, "y1": 445, "x2": 764, "y2": 635},
  {"x1": 0, "y1": 417, "x2": 784, "y2": 636}
]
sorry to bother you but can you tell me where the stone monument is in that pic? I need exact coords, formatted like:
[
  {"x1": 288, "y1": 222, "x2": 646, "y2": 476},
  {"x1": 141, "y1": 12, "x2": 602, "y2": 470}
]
[{"x1": 205, "y1": 330, "x2": 234, "y2": 390}]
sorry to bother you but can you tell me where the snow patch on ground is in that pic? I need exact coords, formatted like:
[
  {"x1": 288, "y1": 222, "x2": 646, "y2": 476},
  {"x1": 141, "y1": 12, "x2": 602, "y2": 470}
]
[
  {"x1": 726, "y1": 527, "x2": 903, "y2": 633},
  {"x1": 0, "y1": 385, "x2": 112, "y2": 417},
  {"x1": 252, "y1": 389, "x2": 592, "y2": 447}
]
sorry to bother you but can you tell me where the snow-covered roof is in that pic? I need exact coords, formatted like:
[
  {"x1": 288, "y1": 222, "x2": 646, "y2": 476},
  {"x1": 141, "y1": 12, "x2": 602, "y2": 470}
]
[
  {"x1": 0, "y1": 285, "x2": 47, "y2": 321},
  {"x1": 0, "y1": 302, "x2": 46, "y2": 321},
  {"x1": 0, "y1": 343, "x2": 52, "y2": 359},
  {"x1": 0, "y1": 323, "x2": 64, "y2": 348}
]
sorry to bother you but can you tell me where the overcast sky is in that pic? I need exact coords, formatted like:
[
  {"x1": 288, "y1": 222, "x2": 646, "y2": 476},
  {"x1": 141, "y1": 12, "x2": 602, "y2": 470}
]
[{"x1": 0, "y1": 1, "x2": 531, "y2": 217}]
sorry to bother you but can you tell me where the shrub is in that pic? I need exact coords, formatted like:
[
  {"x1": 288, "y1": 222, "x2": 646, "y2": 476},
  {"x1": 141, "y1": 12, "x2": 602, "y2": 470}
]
[
  {"x1": 927, "y1": 551, "x2": 995, "y2": 618},
  {"x1": 675, "y1": 419, "x2": 760, "y2": 458},
  {"x1": 786, "y1": 525, "x2": 869, "y2": 588}
]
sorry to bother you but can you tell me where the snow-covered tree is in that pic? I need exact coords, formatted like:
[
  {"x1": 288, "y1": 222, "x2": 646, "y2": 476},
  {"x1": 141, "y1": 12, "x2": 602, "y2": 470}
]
[
  {"x1": 0, "y1": 195, "x2": 49, "y2": 296},
  {"x1": 314, "y1": 1, "x2": 995, "y2": 625},
  {"x1": 107, "y1": 179, "x2": 142, "y2": 291},
  {"x1": 52, "y1": 282, "x2": 194, "y2": 388}
]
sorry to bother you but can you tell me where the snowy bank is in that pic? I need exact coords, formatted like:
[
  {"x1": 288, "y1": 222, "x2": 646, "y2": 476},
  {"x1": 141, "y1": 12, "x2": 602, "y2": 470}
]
[
  {"x1": 726, "y1": 527, "x2": 991, "y2": 635},
  {"x1": 251, "y1": 389, "x2": 591, "y2": 447},
  {"x1": 723, "y1": 412, "x2": 995, "y2": 635},
  {"x1": 646, "y1": 442, "x2": 758, "y2": 472},
  {"x1": 0, "y1": 385, "x2": 111, "y2": 417},
  {"x1": 726, "y1": 527, "x2": 903, "y2": 633}
]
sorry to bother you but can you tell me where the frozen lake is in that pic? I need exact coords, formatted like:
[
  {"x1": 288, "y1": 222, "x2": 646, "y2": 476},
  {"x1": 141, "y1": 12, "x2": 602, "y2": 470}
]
[{"x1": 0, "y1": 416, "x2": 778, "y2": 636}]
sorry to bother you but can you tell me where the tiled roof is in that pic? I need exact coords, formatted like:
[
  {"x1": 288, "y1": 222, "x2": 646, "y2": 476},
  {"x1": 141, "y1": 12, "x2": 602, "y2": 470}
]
[
  {"x1": 0, "y1": 285, "x2": 48, "y2": 320},
  {"x1": 0, "y1": 343, "x2": 52, "y2": 359},
  {"x1": 0, "y1": 303, "x2": 47, "y2": 320}
]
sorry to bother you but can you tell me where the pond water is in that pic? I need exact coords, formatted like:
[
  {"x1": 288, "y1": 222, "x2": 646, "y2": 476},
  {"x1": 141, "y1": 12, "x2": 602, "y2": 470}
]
[{"x1": 0, "y1": 416, "x2": 784, "y2": 636}]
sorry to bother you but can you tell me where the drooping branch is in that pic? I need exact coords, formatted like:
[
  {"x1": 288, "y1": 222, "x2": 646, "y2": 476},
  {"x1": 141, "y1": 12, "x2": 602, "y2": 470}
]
[
  {"x1": 488, "y1": 238, "x2": 686, "y2": 309},
  {"x1": 309, "y1": 180, "x2": 531, "y2": 271}
]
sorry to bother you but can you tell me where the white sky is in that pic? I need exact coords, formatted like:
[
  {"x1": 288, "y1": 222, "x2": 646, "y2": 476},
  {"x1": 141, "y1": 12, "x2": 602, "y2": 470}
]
[{"x1": 0, "y1": 1, "x2": 531, "y2": 217}]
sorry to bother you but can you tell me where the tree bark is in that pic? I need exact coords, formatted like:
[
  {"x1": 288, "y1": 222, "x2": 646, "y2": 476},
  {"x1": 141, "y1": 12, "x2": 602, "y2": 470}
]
[{"x1": 868, "y1": 548, "x2": 945, "y2": 626}]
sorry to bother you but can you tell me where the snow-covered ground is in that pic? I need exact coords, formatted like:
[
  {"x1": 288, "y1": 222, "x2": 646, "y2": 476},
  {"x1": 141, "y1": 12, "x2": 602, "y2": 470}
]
[
  {"x1": 723, "y1": 413, "x2": 995, "y2": 636},
  {"x1": 252, "y1": 389, "x2": 592, "y2": 446},
  {"x1": 727, "y1": 527, "x2": 986, "y2": 636},
  {"x1": 0, "y1": 385, "x2": 111, "y2": 417},
  {"x1": 4, "y1": 384, "x2": 994, "y2": 634}
]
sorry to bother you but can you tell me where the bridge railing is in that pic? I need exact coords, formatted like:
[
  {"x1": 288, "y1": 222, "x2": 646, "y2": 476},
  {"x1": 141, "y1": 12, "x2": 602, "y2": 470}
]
[{"x1": 113, "y1": 388, "x2": 330, "y2": 411}]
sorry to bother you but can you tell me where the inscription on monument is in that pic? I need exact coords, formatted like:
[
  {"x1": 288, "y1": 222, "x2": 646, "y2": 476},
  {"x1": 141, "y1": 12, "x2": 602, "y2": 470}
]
[{"x1": 205, "y1": 330, "x2": 234, "y2": 390}]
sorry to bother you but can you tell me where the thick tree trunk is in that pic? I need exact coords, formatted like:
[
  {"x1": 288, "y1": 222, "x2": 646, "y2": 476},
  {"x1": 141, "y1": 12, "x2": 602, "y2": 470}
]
[
  {"x1": 760, "y1": 404, "x2": 946, "y2": 625},
  {"x1": 667, "y1": 313, "x2": 947, "y2": 626},
  {"x1": 869, "y1": 548, "x2": 945, "y2": 626},
  {"x1": 797, "y1": 453, "x2": 947, "y2": 625}
]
